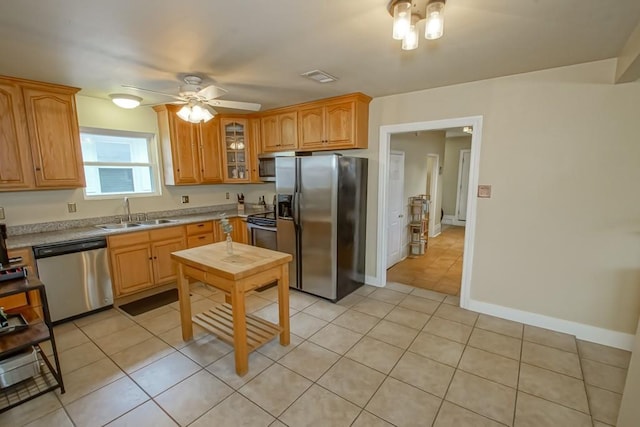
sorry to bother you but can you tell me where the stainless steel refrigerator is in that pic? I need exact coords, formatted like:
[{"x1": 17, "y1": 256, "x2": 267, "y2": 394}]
[{"x1": 276, "y1": 154, "x2": 367, "y2": 301}]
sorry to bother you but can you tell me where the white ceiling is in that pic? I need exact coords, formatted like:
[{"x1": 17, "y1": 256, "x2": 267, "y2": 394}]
[{"x1": 1, "y1": 0, "x2": 639, "y2": 112}]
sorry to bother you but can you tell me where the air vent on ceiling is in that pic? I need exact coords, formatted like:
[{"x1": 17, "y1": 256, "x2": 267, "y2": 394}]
[{"x1": 301, "y1": 70, "x2": 338, "y2": 84}]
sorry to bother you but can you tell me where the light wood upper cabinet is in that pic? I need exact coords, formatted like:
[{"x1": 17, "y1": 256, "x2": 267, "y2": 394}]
[
  {"x1": 248, "y1": 117, "x2": 262, "y2": 183},
  {"x1": 0, "y1": 76, "x2": 84, "y2": 191},
  {"x1": 154, "y1": 105, "x2": 223, "y2": 185},
  {"x1": 298, "y1": 94, "x2": 371, "y2": 151},
  {"x1": 0, "y1": 81, "x2": 33, "y2": 190},
  {"x1": 22, "y1": 86, "x2": 85, "y2": 187},
  {"x1": 260, "y1": 110, "x2": 298, "y2": 152},
  {"x1": 220, "y1": 117, "x2": 250, "y2": 183}
]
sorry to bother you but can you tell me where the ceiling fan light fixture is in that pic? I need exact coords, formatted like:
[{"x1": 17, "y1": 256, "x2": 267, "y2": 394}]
[
  {"x1": 109, "y1": 93, "x2": 142, "y2": 109},
  {"x1": 177, "y1": 102, "x2": 215, "y2": 124},
  {"x1": 425, "y1": 0, "x2": 445, "y2": 40},
  {"x1": 392, "y1": 0, "x2": 412, "y2": 40}
]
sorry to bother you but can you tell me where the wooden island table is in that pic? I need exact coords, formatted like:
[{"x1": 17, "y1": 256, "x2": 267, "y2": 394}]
[{"x1": 171, "y1": 241, "x2": 292, "y2": 375}]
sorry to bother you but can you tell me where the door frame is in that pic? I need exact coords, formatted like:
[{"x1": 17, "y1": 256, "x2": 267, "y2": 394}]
[
  {"x1": 426, "y1": 153, "x2": 440, "y2": 238},
  {"x1": 455, "y1": 149, "x2": 471, "y2": 222},
  {"x1": 387, "y1": 150, "x2": 406, "y2": 267},
  {"x1": 377, "y1": 116, "x2": 483, "y2": 309}
]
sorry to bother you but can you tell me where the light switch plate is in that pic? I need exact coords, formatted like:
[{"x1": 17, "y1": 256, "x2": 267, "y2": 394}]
[
  {"x1": 67, "y1": 203, "x2": 77, "y2": 213},
  {"x1": 477, "y1": 185, "x2": 492, "y2": 198},
  {"x1": 0, "y1": 207, "x2": 4, "y2": 220},
  {"x1": 181, "y1": 195, "x2": 189, "y2": 203}
]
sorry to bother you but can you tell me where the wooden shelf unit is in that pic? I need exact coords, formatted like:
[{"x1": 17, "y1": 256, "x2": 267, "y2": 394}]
[
  {"x1": 0, "y1": 277, "x2": 64, "y2": 413},
  {"x1": 408, "y1": 195, "x2": 429, "y2": 258}
]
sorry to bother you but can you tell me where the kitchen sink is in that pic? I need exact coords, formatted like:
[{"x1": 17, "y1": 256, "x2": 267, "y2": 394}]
[
  {"x1": 96, "y1": 222, "x2": 143, "y2": 230},
  {"x1": 95, "y1": 219, "x2": 178, "y2": 230},
  {"x1": 136, "y1": 219, "x2": 178, "y2": 225}
]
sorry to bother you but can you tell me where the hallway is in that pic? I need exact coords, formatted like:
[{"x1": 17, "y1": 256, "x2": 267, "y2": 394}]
[{"x1": 387, "y1": 225, "x2": 465, "y2": 295}]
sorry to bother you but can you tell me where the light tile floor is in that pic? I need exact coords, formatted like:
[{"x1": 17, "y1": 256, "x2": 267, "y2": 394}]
[
  {"x1": 0, "y1": 282, "x2": 631, "y2": 426},
  {"x1": 387, "y1": 225, "x2": 465, "y2": 295}
]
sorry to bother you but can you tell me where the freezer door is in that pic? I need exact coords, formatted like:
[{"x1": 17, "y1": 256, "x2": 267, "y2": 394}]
[
  {"x1": 299, "y1": 155, "x2": 337, "y2": 299},
  {"x1": 275, "y1": 156, "x2": 296, "y2": 195}
]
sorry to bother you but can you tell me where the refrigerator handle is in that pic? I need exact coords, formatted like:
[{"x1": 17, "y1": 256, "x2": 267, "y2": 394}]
[{"x1": 293, "y1": 191, "x2": 301, "y2": 230}]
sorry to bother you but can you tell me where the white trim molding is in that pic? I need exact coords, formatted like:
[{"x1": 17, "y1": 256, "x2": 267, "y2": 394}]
[
  {"x1": 377, "y1": 115, "x2": 483, "y2": 310},
  {"x1": 467, "y1": 298, "x2": 636, "y2": 351},
  {"x1": 442, "y1": 215, "x2": 466, "y2": 227},
  {"x1": 365, "y1": 274, "x2": 382, "y2": 287}
]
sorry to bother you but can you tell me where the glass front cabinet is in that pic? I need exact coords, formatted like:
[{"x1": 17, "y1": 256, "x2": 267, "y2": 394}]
[{"x1": 220, "y1": 118, "x2": 250, "y2": 183}]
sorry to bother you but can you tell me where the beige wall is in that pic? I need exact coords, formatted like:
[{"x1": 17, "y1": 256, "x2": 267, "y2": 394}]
[
  {"x1": 1, "y1": 96, "x2": 275, "y2": 226},
  {"x1": 363, "y1": 59, "x2": 640, "y2": 335},
  {"x1": 442, "y1": 137, "x2": 471, "y2": 217},
  {"x1": 618, "y1": 317, "x2": 640, "y2": 426}
]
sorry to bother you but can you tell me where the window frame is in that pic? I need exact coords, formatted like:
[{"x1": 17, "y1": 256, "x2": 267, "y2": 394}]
[{"x1": 80, "y1": 127, "x2": 162, "y2": 200}]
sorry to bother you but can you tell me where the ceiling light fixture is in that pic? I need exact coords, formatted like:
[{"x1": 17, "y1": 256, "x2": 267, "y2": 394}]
[
  {"x1": 301, "y1": 70, "x2": 338, "y2": 84},
  {"x1": 109, "y1": 93, "x2": 142, "y2": 109},
  {"x1": 176, "y1": 102, "x2": 215, "y2": 124},
  {"x1": 389, "y1": 0, "x2": 446, "y2": 51}
]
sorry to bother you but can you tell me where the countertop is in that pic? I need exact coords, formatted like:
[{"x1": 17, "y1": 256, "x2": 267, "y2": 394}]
[{"x1": 6, "y1": 207, "x2": 273, "y2": 250}]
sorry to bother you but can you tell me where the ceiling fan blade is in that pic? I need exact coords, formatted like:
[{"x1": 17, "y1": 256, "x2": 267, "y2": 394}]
[
  {"x1": 121, "y1": 85, "x2": 185, "y2": 101},
  {"x1": 206, "y1": 99, "x2": 261, "y2": 111},
  {"x1": 197, "y1": 84, "x2": 228, "y2": 100}
]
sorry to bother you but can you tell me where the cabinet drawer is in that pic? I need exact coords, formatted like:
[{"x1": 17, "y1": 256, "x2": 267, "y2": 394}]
[
  {"x1": 108, "y1": 231, "x2": 150, "y2": 248},
  {"x1": 187, "y1": 234, "x2": 214, "y2": 248},
  {"x1": 149, "y1": 225, "x2": 185, "y2": 241},
  {"x1": 186, "y1": 221, "x2": 213, "y2": 235}
]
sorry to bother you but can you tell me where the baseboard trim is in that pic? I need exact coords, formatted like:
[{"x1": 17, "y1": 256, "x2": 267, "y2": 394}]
[
  {"x1": 442, "y1": 215, "x2": 466, "y2": 227},
  {"x1": 466, "y1": 298, "x2": 636, "y2": 351},
  {"x1": 365, "y1": 275, "x2": 382, "y2": 287}
]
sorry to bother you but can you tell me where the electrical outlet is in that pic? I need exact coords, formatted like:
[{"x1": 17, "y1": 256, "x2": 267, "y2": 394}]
[
  {"x1": 226, "y1": 192, "x2": 230, "y2": 199},
  {"x1": 67, "y1": 203, "x2": 77, "y2": 213},
  {"x1": 181, "y1": 195, "x2": 189, "y2": 204},
  {"x1": 0, "y1": 207, "x2": 4, "y2": 220}
]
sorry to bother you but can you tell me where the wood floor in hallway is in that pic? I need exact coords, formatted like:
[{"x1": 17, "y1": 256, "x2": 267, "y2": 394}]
[{"x1": 387, "y1": 225, "x2": 465, "y2": 296}]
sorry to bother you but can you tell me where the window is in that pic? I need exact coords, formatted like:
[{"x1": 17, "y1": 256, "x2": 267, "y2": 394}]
[{"x1": 80, "y1": 128, "x2": 160, "y2": 198}]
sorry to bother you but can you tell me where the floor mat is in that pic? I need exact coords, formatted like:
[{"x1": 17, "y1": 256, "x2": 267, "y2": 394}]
[{"x1": 118, "y1": 288, "x2": 179, "y2": 316}]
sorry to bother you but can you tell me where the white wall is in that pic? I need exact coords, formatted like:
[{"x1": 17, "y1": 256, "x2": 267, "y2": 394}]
[
  {"x1": 1, "y1": 96, "x2": 275, "y2": 226},
  {"x1": 442, "y1": 136, "x2": 471, "y2": 217},
  {"x1": 363, "y1": 59, "x2": 640, "y2": 337}
]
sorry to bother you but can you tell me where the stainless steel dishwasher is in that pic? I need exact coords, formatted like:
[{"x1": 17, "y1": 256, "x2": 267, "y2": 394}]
[{"x1": 33, "y1": 237, "x2": 113, "y2": 322}]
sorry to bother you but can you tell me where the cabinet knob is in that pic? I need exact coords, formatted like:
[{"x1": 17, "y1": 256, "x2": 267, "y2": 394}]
[
  {"x1": 148, "y1": 257, "x2": 152, "y2": 260},
  {"x1": 198, "y1": 236, "x2": 205, "y2": 240},
  {"x1": 35, "y1": 167, "x2": 41, "y2": 171}
]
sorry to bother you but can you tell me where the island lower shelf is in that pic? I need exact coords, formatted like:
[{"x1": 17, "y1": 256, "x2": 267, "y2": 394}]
[{"x1": 192, "y1": 303, "x2": 282, "y2": 351}]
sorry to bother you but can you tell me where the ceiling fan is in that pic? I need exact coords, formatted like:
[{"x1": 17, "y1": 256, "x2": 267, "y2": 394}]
[{"x1": 122, "y1": 75, "x2": 261, "y2": 123}]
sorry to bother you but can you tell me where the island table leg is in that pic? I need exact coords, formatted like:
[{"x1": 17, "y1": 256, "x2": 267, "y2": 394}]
[
  {"x1": 177, "y1": 263, "x2": 193, "y2": 341},
  {"x1": 231, "y1": 287, "x2": 248, "y2": 375},
  {"x1": 278, "y1": 264, "x2": 290, "y2": 346}
]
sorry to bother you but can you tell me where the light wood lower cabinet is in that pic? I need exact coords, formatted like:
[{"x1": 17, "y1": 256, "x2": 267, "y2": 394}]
[
  {"x1": 108, "y1": 226, "x2": 186, "y2": 297},
  {"x1": 186, "y1": 221, "x2": 217, "y2": 248},
  {"x1": 231, "y1": 217, "x2": 249, "y2": 244}
]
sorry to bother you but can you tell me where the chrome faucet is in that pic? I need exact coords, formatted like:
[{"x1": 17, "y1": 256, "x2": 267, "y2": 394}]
[{"x1": 123, "y1": 197, "x2": 132, "y2": 222}]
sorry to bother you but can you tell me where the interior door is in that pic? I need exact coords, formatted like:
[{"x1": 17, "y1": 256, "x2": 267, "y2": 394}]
[
  {"x1": 387, "y1": 151, "x2": 405, "y2": 268},
  {"x1": 456, "y1": 149, "x2": 471, "y2": 221}
]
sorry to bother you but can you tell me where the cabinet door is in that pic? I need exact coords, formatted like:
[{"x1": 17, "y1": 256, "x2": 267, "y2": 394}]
[
  {"x1": 298, "y1": 106, "x2": 325, "y2": 149},
  {"x1": 230, "y1": 217, "x2": 249, "y2": 244},
  {"x1": 167, "y1": 112, "x2": 201, "y2": 184},
  {"x1": 152, "y1": 236, "x2": 186, "y2": 284},
  {"x1": 279, "y1": 111, "x2": 298, "y2": 149},
  {"x1": 248, "y1": 118, "x2": 262, "y2": 183},
  {"x1": 110, "y1": 243, "x2": 155, "y2": 297},
  {"x1": 221, "y1": 118, "x2": 250, "y2": 182},
  {"x1": 325, "y1": 101, "x2": 355, "y2": 148},
  {"x1": 0, "y1": 81, "x2": 34, "y2": 190},
  {"x1": 260, "y1": 115, "x2": 280, "y2": 152},
  {"x1": 199, "y1": 118, "x2": 223, "y2": 183},
  {"x1": 22, "y1": 87, "x2": 85, "y2": 188}
]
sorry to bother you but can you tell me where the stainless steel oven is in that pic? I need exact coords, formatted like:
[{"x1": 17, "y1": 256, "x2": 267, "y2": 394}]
[{"x1": 246, "y1": 212, "x2": 277, "y2": 251}]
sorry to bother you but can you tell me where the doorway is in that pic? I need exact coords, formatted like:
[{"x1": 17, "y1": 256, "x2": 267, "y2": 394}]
[
  {"x1": 426, "y1": 154, "x2": 440, "y2": 238},
  {"x1": 377, "y1": 117, "x2": 483, "y2": 308},
  {"x1": 456, "y1": 149, "x2": 471, "y2": 222}
]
